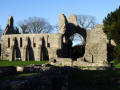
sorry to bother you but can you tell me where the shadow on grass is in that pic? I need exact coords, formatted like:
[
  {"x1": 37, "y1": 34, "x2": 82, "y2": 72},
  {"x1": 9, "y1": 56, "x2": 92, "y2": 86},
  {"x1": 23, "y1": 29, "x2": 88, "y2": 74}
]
[
  {"x1": 0, "y1": 72, "x2": 38, "y2": 83},
  {"x1": 0, "y1": 66, "x2": 120, "y2": 90}
]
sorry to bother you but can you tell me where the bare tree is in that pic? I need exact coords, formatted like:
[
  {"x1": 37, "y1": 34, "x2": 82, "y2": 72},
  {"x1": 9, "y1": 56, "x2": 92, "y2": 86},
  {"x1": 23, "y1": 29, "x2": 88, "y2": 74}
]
[
  {"x1": 70, "y1": 15, "x2": 97, "y2": 46},
  {"x1": 52, "y1": 23, "x2": 59, "y2": 33},
  {"x1": 77, "y1": 15, "x2": 96, "y2": 30},
  {"x1": 19, "y1": 17, "x2": 53, "y2": 34}
]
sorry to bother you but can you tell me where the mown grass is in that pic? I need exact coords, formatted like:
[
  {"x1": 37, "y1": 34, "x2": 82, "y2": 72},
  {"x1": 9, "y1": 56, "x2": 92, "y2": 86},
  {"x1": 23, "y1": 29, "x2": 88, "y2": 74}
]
[
  {"x1": 0, "y1": 60, "x2": 48, "y2": 67},
  {"x1": 114, "y1": 63, "x2": 120, "y2": 68},
  {"x1": 110, "y1": 60, "x2": 120, "y2": 69}
]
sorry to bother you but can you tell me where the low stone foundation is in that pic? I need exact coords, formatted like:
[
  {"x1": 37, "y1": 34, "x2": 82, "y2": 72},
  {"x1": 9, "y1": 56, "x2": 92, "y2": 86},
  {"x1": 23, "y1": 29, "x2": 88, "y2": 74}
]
[
  {"x1": 50, "y1": 58, "x2": 73, "y2": 66},
  {"x1": 50, "y1": 58, "x2": 110, "y2": 70}
]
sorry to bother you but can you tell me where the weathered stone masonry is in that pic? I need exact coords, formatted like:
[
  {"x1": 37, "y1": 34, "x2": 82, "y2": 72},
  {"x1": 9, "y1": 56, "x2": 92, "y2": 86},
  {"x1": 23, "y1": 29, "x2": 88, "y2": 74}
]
[
  {"x1": 1, "y1": 16, "x2": 62, "y2": 61},
  {"x1": 1, "y1": 34, "x2": 62, "y2": 61},
  {"x1": 1, "y1": 14, "x2": 109, "y2": 66}
]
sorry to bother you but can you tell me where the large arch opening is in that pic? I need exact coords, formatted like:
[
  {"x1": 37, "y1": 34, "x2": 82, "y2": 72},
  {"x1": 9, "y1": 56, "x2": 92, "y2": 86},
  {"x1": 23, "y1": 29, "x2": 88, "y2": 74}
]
[
  {"x1": 60, "y1": 22, "x2": 87, "y2": 59},
  {"x1": 58, "y1": 21, "x2": 87, "y2": 59},
  {"x1": 66, "y1": 33, "x2": 85, "y2": 59}
]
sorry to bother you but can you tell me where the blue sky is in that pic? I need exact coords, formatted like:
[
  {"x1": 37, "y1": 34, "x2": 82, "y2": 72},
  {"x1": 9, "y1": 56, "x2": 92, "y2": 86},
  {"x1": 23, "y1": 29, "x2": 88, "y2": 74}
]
[{"x1": 0, "y1": 0, "x2": 120, "y2": 29}]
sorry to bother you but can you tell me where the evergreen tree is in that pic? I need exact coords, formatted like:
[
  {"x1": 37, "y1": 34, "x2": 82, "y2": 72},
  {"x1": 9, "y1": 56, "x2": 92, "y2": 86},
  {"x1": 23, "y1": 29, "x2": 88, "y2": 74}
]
[{"x1": 103, "y1": 6, "x2": 120, "y2": 62}]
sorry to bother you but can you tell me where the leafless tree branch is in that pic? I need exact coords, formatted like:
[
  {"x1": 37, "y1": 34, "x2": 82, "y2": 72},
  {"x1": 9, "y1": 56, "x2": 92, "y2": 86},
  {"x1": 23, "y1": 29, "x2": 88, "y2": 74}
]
[
  {"x1": 18, "y1": 17, "x2": 53, "y2": 34},
  {"x1": 77, "y1": 15, "x2": 96, "y2": 30}
]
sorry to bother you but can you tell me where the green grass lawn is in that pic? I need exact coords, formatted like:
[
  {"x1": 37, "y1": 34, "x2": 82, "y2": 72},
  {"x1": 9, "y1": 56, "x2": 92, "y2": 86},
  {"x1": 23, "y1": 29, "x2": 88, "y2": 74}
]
[
  {"x1": 0, "y1": 60, "x2": 48, "y2": 67},
  {"x1": 114, "y1": 63, "x2": 120, "y2": 68},
  {"x1": 110, "y1": 60, "x2": 120, "y2": 69}
]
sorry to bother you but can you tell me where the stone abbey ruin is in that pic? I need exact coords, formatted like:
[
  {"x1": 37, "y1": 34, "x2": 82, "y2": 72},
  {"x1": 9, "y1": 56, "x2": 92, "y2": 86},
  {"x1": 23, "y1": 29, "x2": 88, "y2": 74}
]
[{"x1": 1, "y1": 14, "x2": 110, "y2": 67}]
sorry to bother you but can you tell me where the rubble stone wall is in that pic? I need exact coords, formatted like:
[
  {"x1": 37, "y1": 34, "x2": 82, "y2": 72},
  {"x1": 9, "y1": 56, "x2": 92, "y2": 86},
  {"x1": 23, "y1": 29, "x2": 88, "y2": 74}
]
[{"x1": 84, "y1": 25, "x2": 108, "y2": 64}]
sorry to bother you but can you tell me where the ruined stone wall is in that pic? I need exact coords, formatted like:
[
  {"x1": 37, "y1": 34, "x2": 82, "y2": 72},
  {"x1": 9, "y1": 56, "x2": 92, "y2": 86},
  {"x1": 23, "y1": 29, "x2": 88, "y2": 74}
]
[
  {"x1": 1, "y1": 33, "x2": 62, "y2": 61},
  {"x1": 84, "y1": 25, "x2": 108, "y2": 64},
  {"x1": 1, "y1": 15, "x2": 109, "y2": 67}
]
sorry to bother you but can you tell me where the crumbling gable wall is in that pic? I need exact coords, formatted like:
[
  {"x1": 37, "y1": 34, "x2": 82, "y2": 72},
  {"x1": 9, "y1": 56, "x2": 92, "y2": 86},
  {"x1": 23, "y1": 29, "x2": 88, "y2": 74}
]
[
  {"x1": 2, "y1": 16, "x2": 19, "y2": 35},
  {"x1": 59, "y1": 14, "x2": 86, "y2": 42}
]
